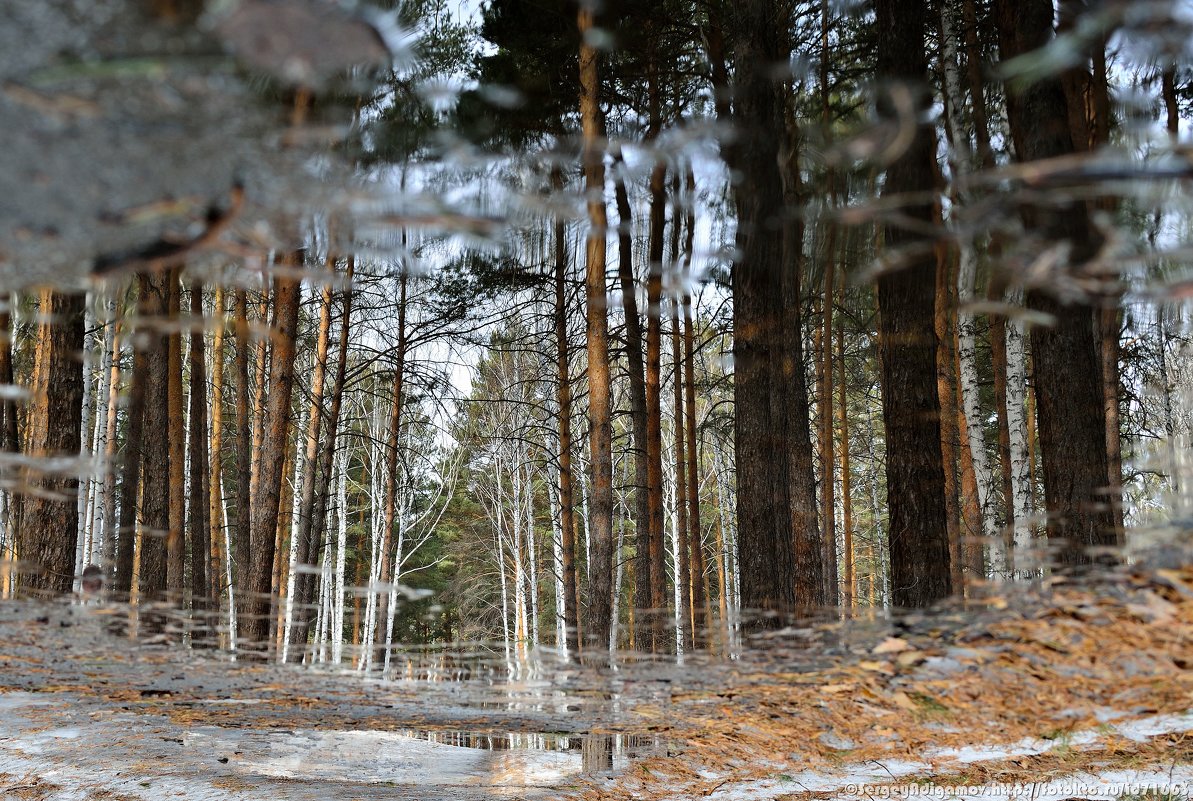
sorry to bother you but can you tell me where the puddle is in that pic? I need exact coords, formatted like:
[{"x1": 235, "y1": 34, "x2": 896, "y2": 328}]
[{"x1": 217, "y1": 728, "x2": 659, "y2": 788}]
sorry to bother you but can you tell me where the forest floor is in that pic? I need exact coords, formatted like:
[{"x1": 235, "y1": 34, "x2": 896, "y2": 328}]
[{"x1": 0, "y1": 542, "x2": 1189, "y2": 801}]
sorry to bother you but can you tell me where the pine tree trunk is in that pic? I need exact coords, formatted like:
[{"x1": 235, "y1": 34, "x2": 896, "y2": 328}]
[
  {"x1": 0, "y1": 298, "x2": 18, "y2": 456},
  {"x1": 934, "y1": 232, "x2": 965, "y2": 594},
  {"x1": 16, "y1": 290, "x2": 85, "y2": 595},
  {"x1": 718, "y1": 0, "x2": 823, "y2": 614},
  {"x1": 113, "y1": 332, "x2": 147, "y2": 596},
  {"x1": 645, "y1": 162, "x2": 669, "y2": 651},
  {"x1": 680, "y1": 187, "x2": 708, "y2": 646},
  {"x1": 138, "y1": 271, "x2": 172, "y2": 602},
  {"x1": 166, "y1": 271, "x2": 186, "y2": 599},
  {"x1": 612, "y1": 163, "x2": 653, "y2": 652},
  {"x1": 244, "y1": 264, "x2": 302, "y2": 652},
  {"x1": 578, "y1": 2, "x2": 614, "y2": 659},
  {"x1": 232, "y1": 287, "x2": 253, "y2": 636},
  {"x1": 875, "y1": 0, "x2": 952, "y2": 606},
  {"x1": 249, "y1": 288, "x2": 270, "y2": 511},
  {"x1": 994, "y1": 0, "x2": 1117, "y2": 565}
]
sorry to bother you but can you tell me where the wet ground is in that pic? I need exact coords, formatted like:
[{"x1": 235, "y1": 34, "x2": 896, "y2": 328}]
[{"x1": 0, "y1": 549, "x2": 1190, "y2": 800}]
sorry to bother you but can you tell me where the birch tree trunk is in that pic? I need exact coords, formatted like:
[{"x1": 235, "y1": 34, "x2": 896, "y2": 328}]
[
  {"x1": 310, "y1": 257, "x2": 354, "y2": 659},
  {"x1": 1005, "y1": 291, "x2": 1035, "y2": 575},
  {"x1": 288, "y1": 260, "x2": 335, "y2": 659},
  {"x1": 942, "y1": 2, "x2": 1004, "y2": 579},
  {"x1": 75, "y1": 292, "x2": 95, "y2": 587},
  {"x1": 376, "y1": 271, "x2": 408, "y2": 664},
  {"x1": 188, "y1": 280, "x2": 212, "y2": 639},
  {"x1": 97, "y1": 300, "x2": 120, "y2": 569},
  {"x1": 332, "y1": 448, "x2": 349, "y2": 664},
  {"x1": 208, "y1": 287, "x2": 226, "y2": 613}
]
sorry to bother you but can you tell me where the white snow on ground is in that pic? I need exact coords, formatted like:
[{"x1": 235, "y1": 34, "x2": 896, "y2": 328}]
[
  {"x1": 0, "y1": 691, "x2": 582, "y2": 800},
  {"x1": 1, "y1": 688, "x2": 1188, "y2": 801}
]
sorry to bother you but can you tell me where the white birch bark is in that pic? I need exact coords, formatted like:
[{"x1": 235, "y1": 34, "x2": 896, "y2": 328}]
[
  {"x1": 865, "y1": 399, "x2": 891, "y2": 609},
  {"x1": 75, "y1": 292, "x2": 96, "y2": 587},
  {"x1": 100, "y1": 326, "x2": 121, "y2": 568},
  {"x1": 548, "y1": 473, "x2": 567, "y2": 656},
  {"x1": 941, "y1": 2, "x2": 1004, "y2": 579},
  {"x1": 525, "y1": 460, "x2": 539, "y2": 648},
  {"x1": 221, "y1": 473, "x2": 236, "y2": 650},
  {"x1": 281, "y1": 405, "x2": 307, "y2": 663},
  {"x1": 611, "y1": 458, "x2": 627, "y2": 653},
  {"x1": 1005, "y1": 289, "x2": 1035, "y2": 576},
  {"x1": 89, "y1": 299, "x2": 115, "y2": 564},
  {"x1": 332, "y1": 448, "x2": 349, "y2": 665}
]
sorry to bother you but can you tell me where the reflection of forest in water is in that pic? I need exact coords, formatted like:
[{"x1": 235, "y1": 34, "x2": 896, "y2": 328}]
[{"x1": 0, "y1": 0, "x2": 1192, "y2": 797}]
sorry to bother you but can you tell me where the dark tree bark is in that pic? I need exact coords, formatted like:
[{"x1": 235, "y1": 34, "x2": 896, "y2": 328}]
[
  {"x1": 994, "y1": 0, "x2": 1117, "y2": 565},
  {"x1": 934, "y1": 242, "x2": 965, "y2": 593},
  {"x1": 716, "y1": 0, "x2": 823, "y2": 614},
  {"x1": 0, "y1": 300, "x2": 19, "y2": 563},
  {"x1": 232, "y1": 287, "x2": 253, "y2": 631},
  {"x1": 16, "y1": 290, "x2": 85, "y2": 595},
  {"x1": 645, "y1": 163, "x2": 668, "y2": 649},
  {"x1": 875, "y1": 0, "x2": 953, "y2": 607},
  {"x1": 113, "y1": 338, "x2": 147, "y2": 596},
  {"x1": 578, "y1": 2, "x2": 614, "y2": 657},
  {"x1": 243, "y1": 264, "x2": 302, "y2": 651},
  {"x1": 187, "y1": 280, "x2": 211, "y2": 637},
  {"x1": 166, "y1": 269, "x2": 185, "y2": 599},
  {"x1": 138, "y1": 271, "x2": 172, "y2": 602},
  {"x1": 0, "y1": 301, "x2": 19, "y2": 455},
  {"x1": 612, "y1": 160, "x2": 654, "y2": 652}
]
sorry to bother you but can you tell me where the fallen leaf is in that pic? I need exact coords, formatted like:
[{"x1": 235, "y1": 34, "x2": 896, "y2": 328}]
[{"x1": 873, "y1": 637, "x2": 911, "y2": 655}]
